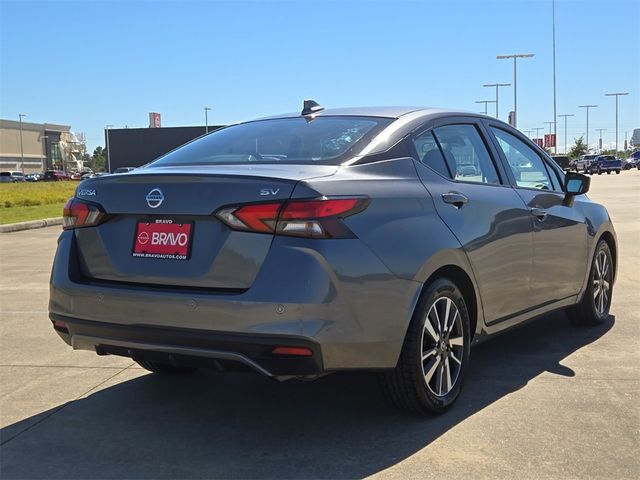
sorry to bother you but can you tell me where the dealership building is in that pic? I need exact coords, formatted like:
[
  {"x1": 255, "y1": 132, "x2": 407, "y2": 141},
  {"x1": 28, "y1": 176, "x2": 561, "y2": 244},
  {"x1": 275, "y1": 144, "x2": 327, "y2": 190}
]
[{"x1": 0, "y1": 119, "x2": 74, "y2": 173}]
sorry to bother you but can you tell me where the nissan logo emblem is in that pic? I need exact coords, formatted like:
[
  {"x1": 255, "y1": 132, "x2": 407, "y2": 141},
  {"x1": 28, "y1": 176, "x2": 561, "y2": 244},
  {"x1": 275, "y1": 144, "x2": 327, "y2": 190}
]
[{"x1": 146, "y1": 188, "x2": 164, "y2": 208}]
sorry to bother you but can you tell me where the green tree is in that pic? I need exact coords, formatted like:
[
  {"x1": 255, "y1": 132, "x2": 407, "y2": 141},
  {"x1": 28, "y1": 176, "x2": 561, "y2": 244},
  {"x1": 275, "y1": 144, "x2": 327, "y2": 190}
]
[
  {"x1": 568, "y1": 136, "x2": 588, "y2": 159},
  {"x1": 87, "y1": 146, "x2": 107, "y2": 172}
]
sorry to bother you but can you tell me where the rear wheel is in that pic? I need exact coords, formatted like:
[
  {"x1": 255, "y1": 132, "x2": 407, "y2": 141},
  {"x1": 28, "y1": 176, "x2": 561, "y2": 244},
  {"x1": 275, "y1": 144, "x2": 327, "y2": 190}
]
[
  {"x1": 380, "y1": 278, "x2": 471, "y2": 414},
  {"x1": 616, "y1": 170, "x2": 620, "y2": 174},
  {"x1": 606, "y1": 170, "x2": 610, "y2": 174},
  {"x1": 567, "y1": 239, "x2": 613, "y2": 326},
  {"x1": 136, "y1": 360, "x2": 198, "y2": 375}
]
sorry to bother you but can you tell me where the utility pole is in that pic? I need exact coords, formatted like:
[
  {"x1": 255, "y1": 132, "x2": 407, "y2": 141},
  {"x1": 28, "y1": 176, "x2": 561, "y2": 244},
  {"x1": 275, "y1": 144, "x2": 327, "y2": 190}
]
[
  {"x1": 475, "y1": 100, "x2": 496, "y2": 115},
  {"x1": 557, "y1": 114, "x2": 574, "y2": 154},
  {"x1": 483, "y1": 83, "x2": 511, "y2": 119},
  {"x1": 604, "y1": 92, "x2": 629, "y2": 155},
  {"x1": 18, "y1": 113, "x2": 27, "y2": 175},
  {"x1": 496, "y1": 53, "x2": 534, "y2": 128},
  {"x1": 578, "y1": 105, "x2": 597, "y2": 152},
  {"x1": 204, "y1": 107, "x2": 212, "y2": 134},
  {"x1": 595, "y1": 129, "x2": 606, "y2": 153}
]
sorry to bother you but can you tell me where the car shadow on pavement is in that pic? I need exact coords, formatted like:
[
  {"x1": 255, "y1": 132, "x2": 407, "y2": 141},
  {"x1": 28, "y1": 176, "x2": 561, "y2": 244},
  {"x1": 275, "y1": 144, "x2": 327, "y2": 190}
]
[{"x1": 1, "y1": 311, "x2": 614, "y2": 479}]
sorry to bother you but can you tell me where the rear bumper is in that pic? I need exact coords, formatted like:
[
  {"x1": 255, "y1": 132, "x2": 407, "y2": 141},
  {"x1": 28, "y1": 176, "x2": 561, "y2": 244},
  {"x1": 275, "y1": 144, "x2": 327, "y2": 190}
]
[
  {"x1": 51, "y1": 313, "x2": 323, "y2": 377},
  {"x1": 50, "y1": 230, "x2": 422, "y2": 371}
]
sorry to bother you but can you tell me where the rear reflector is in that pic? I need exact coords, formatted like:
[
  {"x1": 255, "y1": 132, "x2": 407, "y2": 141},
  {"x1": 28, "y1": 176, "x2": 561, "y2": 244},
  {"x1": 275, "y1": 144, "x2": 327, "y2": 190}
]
[
  {"x1": 271, "y1": 346, "x2": 313, "y2": 356},
  {"x1": 216, "y1": 197, "x2": 368, "y2": 238},
  {"x1": 63, "y1": 198, "x2": 105, "y2": 230},
  {"x1": 52, "y1": 319, "x2": 68, "y2": 332}
]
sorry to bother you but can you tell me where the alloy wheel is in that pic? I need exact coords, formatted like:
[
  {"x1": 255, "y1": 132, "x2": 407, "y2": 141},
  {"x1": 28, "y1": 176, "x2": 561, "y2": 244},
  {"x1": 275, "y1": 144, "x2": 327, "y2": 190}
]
[
  {"x1": 420, "y1": 296, "x2": 464, "y2": 397},
  {"x1": 592, "y1": 250, "x2": 612, "y2": 315}
]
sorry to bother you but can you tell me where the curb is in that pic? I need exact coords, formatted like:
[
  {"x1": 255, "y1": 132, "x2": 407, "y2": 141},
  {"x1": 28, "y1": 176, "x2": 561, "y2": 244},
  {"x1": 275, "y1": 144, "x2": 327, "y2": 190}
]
[{"x1": 0, "y1": 217, "x2": 63, "y2": 233}]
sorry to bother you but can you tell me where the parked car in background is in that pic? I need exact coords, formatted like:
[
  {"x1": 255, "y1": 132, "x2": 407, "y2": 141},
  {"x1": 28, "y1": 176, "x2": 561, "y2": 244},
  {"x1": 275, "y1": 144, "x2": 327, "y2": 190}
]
[
  {"x1": 551, "y1": 155, "x2": 571, "y2": 172},
  {"x1": 622, "y1": 158, "x2": 638, "y2": 170},
  {"x1": 43, "y1": 170, "x2": 72, "y2": 181},
  {"x1": 573, "y1": 154, "x2": 598, "y2": 172},
  {"x1": 0, "y1": 172, "x2": 16, "y2": 183},
  {"x1": 51, "y1": 104, "x2": 617, "y2": 415},
  {"x1": 589, "y1": 155, "x2": 621, "y2": 175},
  {"x1": 25, "y1": 172, "x2": 44, "y2": 182},
  {"x1": 113, "y1": 167, "x2": 136, "y2": 174},
  {"x1": 0, "y1": 171, "x2": 25, "y2": 182}
]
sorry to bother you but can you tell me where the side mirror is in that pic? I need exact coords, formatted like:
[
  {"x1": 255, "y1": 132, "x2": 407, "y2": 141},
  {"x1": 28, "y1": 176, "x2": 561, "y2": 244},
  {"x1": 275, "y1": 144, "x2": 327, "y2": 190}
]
[{"x1": 565, "y1": 172, "x2": 590, "y2": 196}]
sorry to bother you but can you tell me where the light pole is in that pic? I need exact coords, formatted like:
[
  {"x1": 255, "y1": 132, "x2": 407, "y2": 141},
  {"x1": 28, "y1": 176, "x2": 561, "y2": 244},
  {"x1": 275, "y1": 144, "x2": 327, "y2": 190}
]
[
  {"x1": 557, "y1": 114, "x2": 574, "y2": 154},
  {"x1": 475, "y1": 100, "x2": 496, "y2": 115},
  {"x1": 483, "y1": 83, "x2": 511, "y2": 119},
  {"x1": 204, "y1": 107, "x2": 212, "y2": 134},
  {"x1": 105, "y1": 125, "x2": 114, "y2": 173},
  {"x1": 595, "y1": 129, "x2": 606, "y2": 153},
  {"x1": 578, "y1": 105, "x2": 597, "y2": 152},
  {"x1": 496, "y1": 53, "x2": 534, "y2": 128},
  {"x1": 552, "y1": 0, "x2": 558, "y2": 154},
  {"x1": 604, "y1": 92, "x2": 629, "y2": 155},
  {"x1": 18, "y1": 113, "x2": 27, "y2": 174}
]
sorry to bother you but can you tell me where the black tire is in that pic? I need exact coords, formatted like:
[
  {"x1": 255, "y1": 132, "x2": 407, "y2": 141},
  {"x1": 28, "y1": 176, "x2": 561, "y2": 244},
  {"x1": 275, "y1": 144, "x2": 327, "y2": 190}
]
[
  {"x1": 616, "y1": 170, "x2": 620, "y2": 174},
  {"x1": 606, "y1": 170, "x2": 610, "y2": 175},
  {"x1": 380, "y1": 278, "x2": 471, "y2": 415},
  {"x1": 136, "y1": 360, "x2": 198, "y2": 375},
  {"x1": 567, "y1": 239, "x2": 613, "y2": 326}
]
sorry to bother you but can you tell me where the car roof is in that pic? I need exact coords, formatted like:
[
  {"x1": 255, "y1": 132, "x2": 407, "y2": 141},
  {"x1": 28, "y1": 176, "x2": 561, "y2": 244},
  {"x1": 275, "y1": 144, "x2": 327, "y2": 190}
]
[{"x1": 256, "y1": 106, "x2": 470, "y2": 121}]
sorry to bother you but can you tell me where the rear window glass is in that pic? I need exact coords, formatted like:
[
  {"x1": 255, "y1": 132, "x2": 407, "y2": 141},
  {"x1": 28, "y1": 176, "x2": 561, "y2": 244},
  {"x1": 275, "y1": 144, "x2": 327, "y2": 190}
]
[
  {"x1": 0, "y1": 172, "x2": 10, "y2": 177},
  {"x1": 148, "y1": 116, "x2": 392, "y2": 167}
]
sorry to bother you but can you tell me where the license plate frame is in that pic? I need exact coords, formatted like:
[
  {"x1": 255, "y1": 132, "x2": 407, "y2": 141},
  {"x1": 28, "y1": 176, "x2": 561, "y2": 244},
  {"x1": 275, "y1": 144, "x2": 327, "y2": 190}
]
[{"x1": 132, "y1": 220, "x2": 194, "y2": 260}]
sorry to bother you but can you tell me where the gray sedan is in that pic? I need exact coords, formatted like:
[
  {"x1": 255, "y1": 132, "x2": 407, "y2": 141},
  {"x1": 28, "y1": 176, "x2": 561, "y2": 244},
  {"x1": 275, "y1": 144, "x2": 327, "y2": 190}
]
[{"x1": 49, "y1": 102, "x2": 616, "y2": 414}]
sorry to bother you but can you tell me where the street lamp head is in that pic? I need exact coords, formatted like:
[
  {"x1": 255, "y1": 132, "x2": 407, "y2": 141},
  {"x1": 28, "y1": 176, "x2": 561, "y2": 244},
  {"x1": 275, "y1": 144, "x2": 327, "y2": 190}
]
[
  {"x1": 496, "y1": 54, "x2": 535, "y2": 59},
  {"x1": 605, "y1": 92, "x2": 629, "y2": 96},
  {"x1": 483, "y1": 83, "x2": 511, "y2": 87},
  {"x1": 578, "y1": 105, "x2": 598, "y2": 108}
]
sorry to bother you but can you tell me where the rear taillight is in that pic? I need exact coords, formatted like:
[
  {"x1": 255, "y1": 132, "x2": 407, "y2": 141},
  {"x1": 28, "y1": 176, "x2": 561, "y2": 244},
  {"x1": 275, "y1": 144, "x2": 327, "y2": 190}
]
[
  {"x1": 62, "y1": 198, "x2": 105, "y2": 230},
  {"x1": 216, "y1": 197, "x2": 368, "y2": 239}
]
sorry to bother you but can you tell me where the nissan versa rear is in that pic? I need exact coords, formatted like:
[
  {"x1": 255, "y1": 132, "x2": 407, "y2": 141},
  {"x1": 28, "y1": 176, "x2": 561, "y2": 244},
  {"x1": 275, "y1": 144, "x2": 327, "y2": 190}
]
[{"x1": 50, "y1": 103, "x2": 617, "y2": 414}]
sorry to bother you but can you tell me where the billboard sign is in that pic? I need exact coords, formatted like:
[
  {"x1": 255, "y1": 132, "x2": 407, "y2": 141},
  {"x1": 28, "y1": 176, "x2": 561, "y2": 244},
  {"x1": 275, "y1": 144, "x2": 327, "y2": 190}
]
[
  {"x1": 534, "y1": 138, "x2": 544, "y2": 148},
  {"x1": 544, "y1": 134, "x2": 556, "y2": 148},
  {"x1": 149, "y1": 112, "x2": 161, "y2": 128}
]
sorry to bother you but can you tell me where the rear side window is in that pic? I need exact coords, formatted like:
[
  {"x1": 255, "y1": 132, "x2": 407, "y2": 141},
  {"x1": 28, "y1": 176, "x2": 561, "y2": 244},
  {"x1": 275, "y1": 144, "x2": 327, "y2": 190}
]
[
  {"x1": 491, "y1": 127, "x2": 557, "y2": 191},
  {"x1": 412, "y1": 131, "x2": 451, "y2": 178},
  {"x1": 432, "y1": 124, "x2": 500, "y2": 184},
  {"x1": 148, "y1": 116, "x2": 393, "y2": 167}
]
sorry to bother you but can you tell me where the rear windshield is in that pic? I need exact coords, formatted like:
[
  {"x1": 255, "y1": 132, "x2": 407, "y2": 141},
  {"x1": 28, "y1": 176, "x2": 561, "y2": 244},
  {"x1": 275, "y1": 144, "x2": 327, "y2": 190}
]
[
  {"x1": 0, "y1": 172, "x2": 10, "y2": 177},
  {"x1": 148, "y1": 116, "x2": 393, "y2": 167}
]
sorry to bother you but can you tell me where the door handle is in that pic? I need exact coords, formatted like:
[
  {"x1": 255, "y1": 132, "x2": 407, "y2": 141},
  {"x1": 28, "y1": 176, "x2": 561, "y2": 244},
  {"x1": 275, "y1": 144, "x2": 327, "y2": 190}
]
[
  {"x1": 442, "y1": 192, "x2": 469, "y2": 209},
  {"x1": 530, "y1": 207, "x2": 548, "y2": 221}
]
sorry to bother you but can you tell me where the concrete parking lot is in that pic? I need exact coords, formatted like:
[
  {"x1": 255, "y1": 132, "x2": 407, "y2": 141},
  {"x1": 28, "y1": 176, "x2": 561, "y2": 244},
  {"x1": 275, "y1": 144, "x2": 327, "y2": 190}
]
[{"x1": 1, "y1": 171, "x2": 638, "y2": 479}]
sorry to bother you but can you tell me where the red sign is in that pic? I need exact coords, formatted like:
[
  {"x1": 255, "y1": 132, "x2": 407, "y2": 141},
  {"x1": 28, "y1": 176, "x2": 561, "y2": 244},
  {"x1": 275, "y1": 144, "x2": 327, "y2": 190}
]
[
  {"x1": 132, "y1": 220, "x2": 192, "y2": 260},
  {"x1": 534, "y1": 138, "x2": 544, "y2": 147},
  {"x1": 544, "y1": 134, "x2": 556, "y2": 148},
  {"x1": 149, "y1": 112, "x2": 161, "y2": 128}
]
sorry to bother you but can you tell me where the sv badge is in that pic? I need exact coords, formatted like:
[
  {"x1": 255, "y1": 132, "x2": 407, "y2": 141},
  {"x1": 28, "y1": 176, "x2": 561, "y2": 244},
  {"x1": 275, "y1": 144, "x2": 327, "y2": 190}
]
[{"x1": 260, "y1": 188, "x2": 280, "y2": 196}]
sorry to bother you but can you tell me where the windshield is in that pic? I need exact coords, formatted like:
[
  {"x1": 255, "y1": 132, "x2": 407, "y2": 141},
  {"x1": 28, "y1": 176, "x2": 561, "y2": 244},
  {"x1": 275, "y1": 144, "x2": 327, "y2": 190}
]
[{"x1": 148, "y1": 116, "x2": 393, "y2": 167}]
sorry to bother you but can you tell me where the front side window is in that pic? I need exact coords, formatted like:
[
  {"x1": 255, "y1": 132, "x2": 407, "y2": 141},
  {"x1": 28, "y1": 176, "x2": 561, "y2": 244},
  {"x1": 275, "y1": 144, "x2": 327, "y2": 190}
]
[
  {"x1": 491, "y1": 127, "x2": 556, "y2": 191},
  {"x1": 148, "y1": 116, "x2": 393, "y2": 167},
  {"x1": 432, "y1": 124, "x2": 500, "y2": 184}
]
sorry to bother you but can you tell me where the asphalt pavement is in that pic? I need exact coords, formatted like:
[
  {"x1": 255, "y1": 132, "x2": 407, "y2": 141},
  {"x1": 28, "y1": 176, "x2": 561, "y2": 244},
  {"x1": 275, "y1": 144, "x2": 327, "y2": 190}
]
[{"x1": 1, "y1": 171, "x2": 638, "y2": 479}]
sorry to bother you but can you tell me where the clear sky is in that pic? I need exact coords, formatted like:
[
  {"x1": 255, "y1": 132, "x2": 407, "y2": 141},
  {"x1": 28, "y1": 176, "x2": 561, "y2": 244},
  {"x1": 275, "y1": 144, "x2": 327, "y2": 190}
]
[{"x1": 1, "y1": 0, "x2": 638, "y2": 152}]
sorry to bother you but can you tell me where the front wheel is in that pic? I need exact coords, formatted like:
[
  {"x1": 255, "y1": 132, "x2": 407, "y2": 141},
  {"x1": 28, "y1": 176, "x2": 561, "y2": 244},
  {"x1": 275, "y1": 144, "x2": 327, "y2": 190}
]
[
  {"x1": 616, "y1": 170, "x2": 620, "y2": 174},
  {"x1": 567, "y1": 239, "x2": 613, "y2": 326},
  {"x1": 606, "y1": 170, "x2": 611, "y2": 175},
  {"x1": 380, "y1": 278, "x2": 471, "y2": 414}
]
